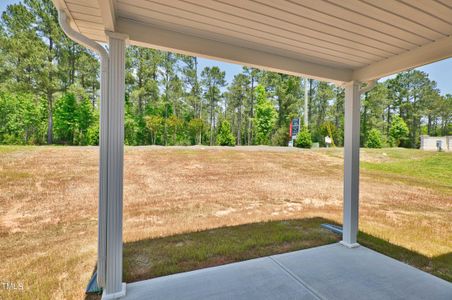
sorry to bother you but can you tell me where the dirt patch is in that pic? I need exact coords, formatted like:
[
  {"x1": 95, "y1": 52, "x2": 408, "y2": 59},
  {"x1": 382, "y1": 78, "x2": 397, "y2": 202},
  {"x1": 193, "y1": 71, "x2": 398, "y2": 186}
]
[{"x1": 0, "y1": 146, "x2": 451, "y2": 299}]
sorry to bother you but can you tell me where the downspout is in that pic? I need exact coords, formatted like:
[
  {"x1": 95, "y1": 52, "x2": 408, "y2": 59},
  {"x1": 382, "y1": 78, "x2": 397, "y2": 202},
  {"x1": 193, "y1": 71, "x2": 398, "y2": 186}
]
[{"x1": 57, "y1": 10, "x2": 109, "y2": 288}]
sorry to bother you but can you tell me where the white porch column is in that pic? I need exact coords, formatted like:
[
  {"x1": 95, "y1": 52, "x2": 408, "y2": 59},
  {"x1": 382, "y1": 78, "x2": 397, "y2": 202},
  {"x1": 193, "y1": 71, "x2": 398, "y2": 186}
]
[
  {"x1": 341, "y1": 81, "x2": 361, "y2": 248},
  {"x1": 98, "y1": 54, "x2": 109, "y2": 289},
  {"x1": 103, "y1": 31, "x2": 127, "y2": 299}
]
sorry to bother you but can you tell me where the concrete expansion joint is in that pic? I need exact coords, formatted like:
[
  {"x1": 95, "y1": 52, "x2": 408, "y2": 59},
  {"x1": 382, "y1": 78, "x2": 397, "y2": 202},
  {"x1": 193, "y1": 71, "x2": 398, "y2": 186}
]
[{"x1": 268, "y1": 256, "x2": 325, "y2": 300}]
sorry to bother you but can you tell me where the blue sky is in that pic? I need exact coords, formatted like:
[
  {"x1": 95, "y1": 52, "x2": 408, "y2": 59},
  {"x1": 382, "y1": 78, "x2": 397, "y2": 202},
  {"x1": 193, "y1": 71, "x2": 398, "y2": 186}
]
[
  {"x1": 198, "y1": 56, "x2": 452, "y2": 95},
  {"x1": 1, "y1": 0, "x2": 451, "y2": 94},
  {"x1": 197, "y1": 58, "x2": 243, "y2": 86}
]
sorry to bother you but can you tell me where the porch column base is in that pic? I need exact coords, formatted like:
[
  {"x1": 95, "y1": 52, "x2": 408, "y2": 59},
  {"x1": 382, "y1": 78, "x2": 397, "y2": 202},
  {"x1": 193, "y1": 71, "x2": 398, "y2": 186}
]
[
  {"x1": 339, "y1": 241, "x2": 360, "y2": 248},
  {"x1": 102, "y1": 283, "x2": 126, "y2": 300}
]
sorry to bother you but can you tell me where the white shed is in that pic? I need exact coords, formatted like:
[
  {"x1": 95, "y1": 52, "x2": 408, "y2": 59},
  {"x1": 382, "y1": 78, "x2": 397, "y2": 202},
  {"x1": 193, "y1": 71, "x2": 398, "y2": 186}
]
[{"x1": 421, "y1": 135, "x2": 451, "y2": 151}]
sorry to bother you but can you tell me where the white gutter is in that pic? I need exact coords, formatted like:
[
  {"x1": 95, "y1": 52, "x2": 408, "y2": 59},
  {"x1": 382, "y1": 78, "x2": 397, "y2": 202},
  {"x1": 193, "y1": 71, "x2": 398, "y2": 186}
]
[{"x1": 57, "y1": 10, "x2": 109, "y2": 288}]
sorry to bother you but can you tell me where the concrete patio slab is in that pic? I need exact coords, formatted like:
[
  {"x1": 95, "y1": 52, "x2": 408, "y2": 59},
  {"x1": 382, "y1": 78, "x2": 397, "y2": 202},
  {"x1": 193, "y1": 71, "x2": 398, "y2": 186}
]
[
  {"x1": 273, "y1": 243, "x2": 452, "y2": 300},
  {"x1": 124, "y1": 256, "x2": 317, "y2": 300},
  {"x1": 123, "y1": 243, "x2": 452, "y2": 300}
]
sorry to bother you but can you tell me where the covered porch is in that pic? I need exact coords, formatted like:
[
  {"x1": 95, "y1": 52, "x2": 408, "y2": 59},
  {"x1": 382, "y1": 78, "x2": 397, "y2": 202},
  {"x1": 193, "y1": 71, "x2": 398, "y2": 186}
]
[
  {"x1": 124, "y1": 243, "x2": 452, "y2": 300},
  {"x1": 50, "y1": 1, "x2": 452, "y2": 299}
]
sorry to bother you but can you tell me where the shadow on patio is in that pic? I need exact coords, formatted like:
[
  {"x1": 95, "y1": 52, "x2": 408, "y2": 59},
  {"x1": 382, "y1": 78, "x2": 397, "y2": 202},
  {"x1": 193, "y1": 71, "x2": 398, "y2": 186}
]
[{"x1": 85, "y1": 217, "x2": 451, "y2": 299}]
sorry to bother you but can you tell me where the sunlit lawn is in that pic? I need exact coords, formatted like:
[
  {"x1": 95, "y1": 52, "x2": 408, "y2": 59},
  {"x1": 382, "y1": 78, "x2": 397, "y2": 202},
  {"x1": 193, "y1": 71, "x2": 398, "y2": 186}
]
[{"x1": 0, "y1": 146, "x2": 451, "y2": 299}]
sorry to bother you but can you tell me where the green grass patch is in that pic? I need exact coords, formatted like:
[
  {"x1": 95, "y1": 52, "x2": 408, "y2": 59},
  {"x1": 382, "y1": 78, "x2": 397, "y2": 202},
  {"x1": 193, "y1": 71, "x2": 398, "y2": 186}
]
[
  {"x1": 0, "y1": 170, "x2": 31, "y2": 180},
  {"x1": 361, "y1": 152, "x2": 452, "y2": 192},
  {"x1": 123, "y1": 217, "x2": 339, "y2": 283},
  {"x1": 359, "y1": 231, "x2": 452, "y2": 282},
  {"x1": 319, "y1": 147, "x2": 452, "y2": 192},
  {"x1": 363, "y1": 148, "x2": 433, "y2": 160},
  {"x1": 122, "y1": 217, "x2": 452, "y2": 285},
  {"x1": 0, "y1": 145, "x2": 36, "y2": 154}
]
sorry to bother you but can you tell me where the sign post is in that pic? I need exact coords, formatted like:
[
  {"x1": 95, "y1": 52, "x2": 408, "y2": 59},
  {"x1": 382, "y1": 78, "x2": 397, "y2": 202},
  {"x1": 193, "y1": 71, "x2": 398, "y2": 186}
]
[
  {"x1": 325, "y1": 136, "x2": 332, "y2": 148},
  {"x1": 289, "y1": 118, "x2": 300, "y2": 147}
]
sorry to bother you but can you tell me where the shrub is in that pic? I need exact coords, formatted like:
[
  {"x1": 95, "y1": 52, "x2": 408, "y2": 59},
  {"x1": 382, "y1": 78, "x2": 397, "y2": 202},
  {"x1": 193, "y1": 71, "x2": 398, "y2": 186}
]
[
  {"x1": 188, "y1": 118, "x2": 204, "y2": 145},
  {"x1": 75, "y1": 98, "x2": 94, "y2": 145},
  {"x1": 271, "y1": 125, "x2": 289, "y2": 146},
  {"x1": 389, "y1": 115, "x2": 409, "y2": 147},
  {"x1": 144, "y1": 115, "x2": 164, "y2": 145},
  {"x1": 217, "y1": 120, "x2": 235, "y2": 146},
  {"x1": 53, "y1": 93, "x2": 78, "y2": 144},
  {"x1": 365, "y1": 128, "x2": 383, "y2": 148},
  {"x1": 295, "y1": 127, "x2": 312, "y2": 148},
  {"x1": 86, "y1": 122, "x2": 99, "y2": 145},
  {"x1": 0, "y1": 92, "x2": 42, "y2": 144}
]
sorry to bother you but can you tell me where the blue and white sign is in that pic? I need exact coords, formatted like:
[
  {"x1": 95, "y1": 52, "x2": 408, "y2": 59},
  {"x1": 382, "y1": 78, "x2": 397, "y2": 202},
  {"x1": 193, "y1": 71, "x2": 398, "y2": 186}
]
[{"x1": 291, "y1": 118, "x2": 300, "y2": 139}]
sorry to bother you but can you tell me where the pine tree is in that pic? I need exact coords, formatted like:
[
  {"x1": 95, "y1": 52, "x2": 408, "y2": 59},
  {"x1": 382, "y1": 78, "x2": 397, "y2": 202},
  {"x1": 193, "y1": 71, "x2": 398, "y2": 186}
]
[
  {"x1": 201, "y1": 66, "x2": 226, "y2": 146},
  {"x1": 229, "y1": 73, "x2": 249, "y2": 145},
  {"x1": 254, "y1": 85, "x2": 276, "y2": 145}
]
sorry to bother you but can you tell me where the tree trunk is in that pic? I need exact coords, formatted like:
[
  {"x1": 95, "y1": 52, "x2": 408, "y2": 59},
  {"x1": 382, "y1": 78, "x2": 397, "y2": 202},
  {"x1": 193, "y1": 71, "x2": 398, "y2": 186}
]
[
  {"x1": 362, "y1": 93, "x2": 368, "y2": 146},
  {"x1": 248, "y1": 76, "x2": 254, "y2": 145},
  {"x1": 47, "y1": 91, "x2": 53, "y2": 144},
  {"x1": 210, "y1": 98, "x2": 214, "y2": 146},
  {"x1": 164, "y1": 104, "x2": 168, "y2": 146},
  {"x1": 70, "y1": 43, "x2": 75, "y2": 85},
  {"x1": 308, "y1": 79, "x2": 314, "y2": 126},
  {"x1": 199, "y1": 104, "x2": 203, "y2": 145},
  {"x1": 138, "y1": 76, "x2": 143, "y2": 114},
  {"x1": 199, "y1": 79, "x2": 203, "y2": 145},
  {"x1": 92, "y1": 83, "x2": 96, "y2": 107},
  {"x1": 173, "y1": 126, "x2": 177, "y2": 145},
  {"x1": 386, "y1": 105, "x2": 391, "y2": 139},
  {"x1": 441, "y1": 117, "x2": 447, "y2": 135},
  {"x1": 411, "y1": 117, "x2": 417, "y2": 148},
  {"x1": 237, "y1": 97, "x2": 242, "y2": 145},
  {"x1": 47, "y1": 38, "x2": 54, "y2": 144}
]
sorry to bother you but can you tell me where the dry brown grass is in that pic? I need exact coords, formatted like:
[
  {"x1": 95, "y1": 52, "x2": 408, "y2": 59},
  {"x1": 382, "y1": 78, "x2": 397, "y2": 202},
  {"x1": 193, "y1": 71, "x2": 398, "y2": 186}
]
[{"x1": 0, "y1": 146, "x2": 451, "y2": 299}]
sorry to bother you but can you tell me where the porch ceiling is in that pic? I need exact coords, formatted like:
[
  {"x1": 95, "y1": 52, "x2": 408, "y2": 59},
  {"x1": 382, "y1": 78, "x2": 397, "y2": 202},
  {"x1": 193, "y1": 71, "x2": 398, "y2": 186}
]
[{"x1": 52, "y1": 0, "x2": 452, "y2": 83}]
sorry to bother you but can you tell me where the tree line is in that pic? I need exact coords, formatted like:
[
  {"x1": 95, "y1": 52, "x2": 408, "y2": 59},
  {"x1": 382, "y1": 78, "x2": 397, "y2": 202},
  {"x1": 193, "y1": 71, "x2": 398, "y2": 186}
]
[{"x1": 1, "y1": 0, "x2": 451, "y2": 148}]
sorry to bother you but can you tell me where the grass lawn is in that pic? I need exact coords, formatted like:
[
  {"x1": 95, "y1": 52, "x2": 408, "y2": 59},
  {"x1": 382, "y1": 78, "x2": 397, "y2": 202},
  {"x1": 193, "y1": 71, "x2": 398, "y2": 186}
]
[
  {"x1": 123, "y1": 217, "x2": 340, "y2": 283},
  {"x1": 0, "y1": 146, "x2": 451, "y2": 299}
]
